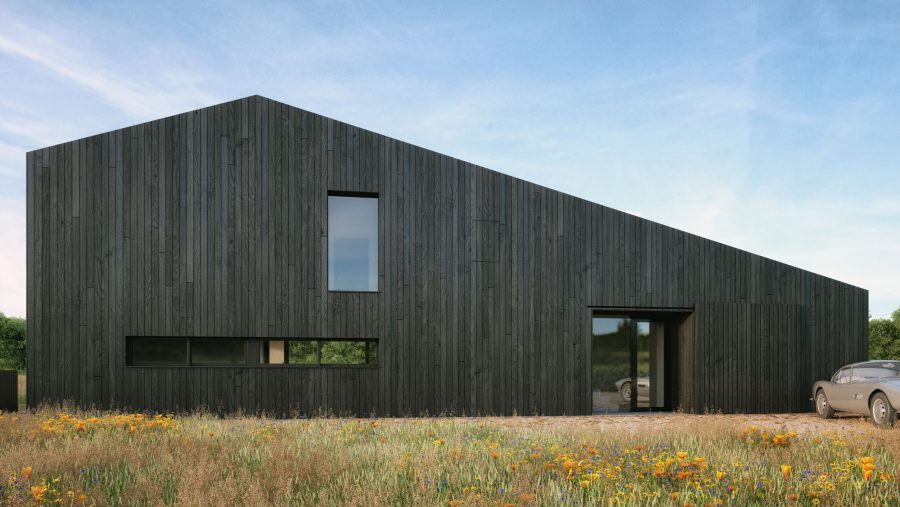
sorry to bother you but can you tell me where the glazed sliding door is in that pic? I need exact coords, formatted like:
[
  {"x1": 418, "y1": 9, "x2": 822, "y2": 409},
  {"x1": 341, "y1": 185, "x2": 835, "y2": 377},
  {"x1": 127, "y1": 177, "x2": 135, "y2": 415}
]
[
  {"x1": 591, "y1": 317, "x2": 632, "y2": 413},
  {"x1": 592, "y1": 316, "x2": 666, "y2": 413}
]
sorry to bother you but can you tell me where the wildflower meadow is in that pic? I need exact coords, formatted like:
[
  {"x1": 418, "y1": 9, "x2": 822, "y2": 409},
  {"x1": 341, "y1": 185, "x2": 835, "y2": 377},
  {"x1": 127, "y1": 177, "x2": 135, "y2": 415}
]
[{"x1": 0, "y1": 409, "x2": 897, "y2": 506}]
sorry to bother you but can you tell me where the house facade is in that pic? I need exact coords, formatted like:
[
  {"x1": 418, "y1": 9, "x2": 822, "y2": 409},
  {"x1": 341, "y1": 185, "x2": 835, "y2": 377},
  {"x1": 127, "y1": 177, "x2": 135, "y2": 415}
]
[{"x1": 26, "y1": 96, "x2": 868, "y2": 415}]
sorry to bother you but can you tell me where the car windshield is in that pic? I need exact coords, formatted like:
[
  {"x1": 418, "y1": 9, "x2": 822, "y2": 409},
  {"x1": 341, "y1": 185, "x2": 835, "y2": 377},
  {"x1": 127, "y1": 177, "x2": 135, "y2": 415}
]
[{"x1": 854, "y1": 362, "x2": 899, "y2": 380}]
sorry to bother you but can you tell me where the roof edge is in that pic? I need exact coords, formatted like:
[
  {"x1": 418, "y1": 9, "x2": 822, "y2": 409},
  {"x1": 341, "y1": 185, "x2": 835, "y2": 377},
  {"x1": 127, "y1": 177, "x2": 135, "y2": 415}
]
[
  {"x1": 23, "y1": 95, "x2": 870, "y2": 294},
  {"x1": 25, "y1": 94, "x2": 266, "y2": 154}
]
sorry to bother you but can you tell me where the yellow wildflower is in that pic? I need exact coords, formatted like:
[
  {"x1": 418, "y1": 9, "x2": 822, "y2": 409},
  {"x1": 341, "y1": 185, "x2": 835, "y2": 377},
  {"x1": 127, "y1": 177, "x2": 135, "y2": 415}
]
[
  {"x1": 781, "y1": 464, "x2": 792, "y2": 478},
  {"x1": 31, "y1": 482, "x2": 48, "y2": 502}
]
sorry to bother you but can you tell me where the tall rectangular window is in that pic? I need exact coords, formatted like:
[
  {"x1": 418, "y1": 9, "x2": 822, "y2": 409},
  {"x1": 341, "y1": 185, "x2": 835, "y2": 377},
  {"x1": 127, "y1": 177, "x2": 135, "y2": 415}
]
[{"x1": 328, "y1": 194, "x2": 378, "y2": 291}]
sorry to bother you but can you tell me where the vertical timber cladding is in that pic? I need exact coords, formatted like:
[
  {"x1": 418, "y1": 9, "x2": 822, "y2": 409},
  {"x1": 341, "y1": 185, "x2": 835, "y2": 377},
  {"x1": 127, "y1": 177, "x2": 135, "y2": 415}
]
[
  {"x1": 26, "y1": 95, "x2": 868, "y2": 415},
  {"x1": 687, "y1": 303, "x2": 802, "y2": 414}
]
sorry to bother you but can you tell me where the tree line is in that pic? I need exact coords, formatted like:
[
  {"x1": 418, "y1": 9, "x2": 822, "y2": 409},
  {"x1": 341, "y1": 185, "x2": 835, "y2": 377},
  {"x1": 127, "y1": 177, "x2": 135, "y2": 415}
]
[{"x1": 868, "y1": 307, "x2": 900, "y2": 361}]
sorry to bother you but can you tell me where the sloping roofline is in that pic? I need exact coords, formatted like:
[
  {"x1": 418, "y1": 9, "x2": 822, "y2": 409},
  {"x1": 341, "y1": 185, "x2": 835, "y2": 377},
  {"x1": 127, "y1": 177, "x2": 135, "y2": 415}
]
[{"x1": 27, "y1": 94, "x2": 867, "y2": 292}]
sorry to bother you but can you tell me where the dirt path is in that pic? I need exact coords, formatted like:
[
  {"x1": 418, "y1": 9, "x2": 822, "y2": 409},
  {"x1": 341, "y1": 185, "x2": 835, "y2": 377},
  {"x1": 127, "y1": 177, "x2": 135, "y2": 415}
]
[{"x1": 400, "y1": 413, "x2": 881, "y2": 435}]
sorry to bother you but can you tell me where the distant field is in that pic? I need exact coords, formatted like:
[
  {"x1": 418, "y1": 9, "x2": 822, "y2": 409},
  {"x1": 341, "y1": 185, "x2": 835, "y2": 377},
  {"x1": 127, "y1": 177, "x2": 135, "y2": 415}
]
[{"x1": 0, "y1": 410, "x2": 897, "y2": 505}]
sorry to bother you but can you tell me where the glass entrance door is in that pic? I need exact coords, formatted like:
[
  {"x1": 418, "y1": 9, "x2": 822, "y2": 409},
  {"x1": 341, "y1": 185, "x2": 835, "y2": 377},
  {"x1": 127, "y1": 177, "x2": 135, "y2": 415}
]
[
  {"x1": 592, "y1": 317, "x2": 666, "y2": 413},
  {"x1": 591, "y1": 317, "x2": 631, "y2": 413}
]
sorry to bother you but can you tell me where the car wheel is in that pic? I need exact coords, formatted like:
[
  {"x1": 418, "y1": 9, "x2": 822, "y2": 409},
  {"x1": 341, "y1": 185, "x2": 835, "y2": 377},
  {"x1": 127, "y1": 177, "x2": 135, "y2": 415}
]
[
  {"x1": 815, "y1": 389, "x2": 834, "y2": 419},
  {"x1": 870, "y1": 393, "x2": 897, "y2": 428},
  {"x1": 619, "y1": 381, "x2": 632, "y2": 403}
]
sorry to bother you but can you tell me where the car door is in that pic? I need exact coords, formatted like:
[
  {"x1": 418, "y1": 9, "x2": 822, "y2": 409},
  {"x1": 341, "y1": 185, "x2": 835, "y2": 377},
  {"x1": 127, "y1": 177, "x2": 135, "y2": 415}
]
[
  {"x1": 847, "y1": 363, "x2": 887, "y2": 414},
  {"x1": 828, "y1": 367, "x2": 854, "y2": 411},
  {"x1": 847, "y1": 375, "x2": 874, "y2": 414},
  {"x1": 636, "y1": 377, "x2": 650, "y2": 402}
]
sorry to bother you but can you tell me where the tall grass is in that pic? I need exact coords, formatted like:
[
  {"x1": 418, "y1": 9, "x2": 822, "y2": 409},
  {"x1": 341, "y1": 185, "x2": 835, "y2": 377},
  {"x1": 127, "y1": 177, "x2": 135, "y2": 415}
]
[{"x1": 0, "y1": 408, "x2": 897, "y2": 506}]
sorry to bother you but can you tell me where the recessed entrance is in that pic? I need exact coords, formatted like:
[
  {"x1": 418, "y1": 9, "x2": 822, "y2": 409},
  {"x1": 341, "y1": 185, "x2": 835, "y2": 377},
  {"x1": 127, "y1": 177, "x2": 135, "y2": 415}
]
[{"x1": 591, "y1": 314, "x2": 671, "y2": 413}]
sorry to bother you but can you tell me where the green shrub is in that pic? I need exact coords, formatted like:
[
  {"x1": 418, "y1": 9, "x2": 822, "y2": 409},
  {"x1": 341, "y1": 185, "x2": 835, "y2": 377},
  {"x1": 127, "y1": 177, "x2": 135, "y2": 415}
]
[{"x1": 0, "y1": 312, "x2": 26, "y2": 372}]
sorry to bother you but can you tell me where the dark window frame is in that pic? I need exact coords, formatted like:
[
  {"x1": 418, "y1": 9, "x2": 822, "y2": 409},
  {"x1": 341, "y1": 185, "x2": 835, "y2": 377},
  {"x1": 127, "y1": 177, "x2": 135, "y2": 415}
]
[
  {"x1": 127, "y1": 336, "x2": 248, "y2": 367},
  {"x1": 327, "y1": 191, "x2": 380, "y2": 293}
]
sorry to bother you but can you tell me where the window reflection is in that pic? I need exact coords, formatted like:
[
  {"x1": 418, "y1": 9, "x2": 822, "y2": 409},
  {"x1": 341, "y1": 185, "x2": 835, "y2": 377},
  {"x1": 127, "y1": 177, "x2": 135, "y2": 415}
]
[
  {"x1": 592, "y1": 317, "x2": 666, "y2": 413},
  {"x1": 191, "y1": 339, "x2": 246, "y2": 365},
  {"x1": 592, "y1": 317, "x2": 630, "y2": 413},
  {"x1": 328, "y1": 195, "x2": 378, "y2": 291},
  {"x1": 260, "y1": 339, "x2": 377, "y2": 366}
]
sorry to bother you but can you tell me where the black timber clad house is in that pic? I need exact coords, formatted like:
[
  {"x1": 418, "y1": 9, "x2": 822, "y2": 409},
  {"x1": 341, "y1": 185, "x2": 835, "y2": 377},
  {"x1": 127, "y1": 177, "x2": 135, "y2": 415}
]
[{"x1": 26, "y1": 95, "x2": 868, "y2": 416}]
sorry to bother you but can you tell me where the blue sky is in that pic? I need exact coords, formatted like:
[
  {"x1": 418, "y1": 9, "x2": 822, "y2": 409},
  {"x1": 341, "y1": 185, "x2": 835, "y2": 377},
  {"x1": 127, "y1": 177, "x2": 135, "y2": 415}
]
[{"x1": 0, "y1": 1, "x2": 898, "y2": 319}]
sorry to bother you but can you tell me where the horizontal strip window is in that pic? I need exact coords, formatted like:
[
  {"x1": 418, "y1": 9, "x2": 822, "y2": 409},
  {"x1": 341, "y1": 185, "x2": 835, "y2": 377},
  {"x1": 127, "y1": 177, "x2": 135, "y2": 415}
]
[
  {"x1": 127, "y1": 337, "x2": 247, "y2": 366},
  {"x1": 261, "y1": 339, "x2": 377, "y2": 366},
  {"x1": 126, "y1": 337, "x2": 378, "y2": 367},
  {"x1": 128, "y1": 337, "x2": 190, "y2": 366}
]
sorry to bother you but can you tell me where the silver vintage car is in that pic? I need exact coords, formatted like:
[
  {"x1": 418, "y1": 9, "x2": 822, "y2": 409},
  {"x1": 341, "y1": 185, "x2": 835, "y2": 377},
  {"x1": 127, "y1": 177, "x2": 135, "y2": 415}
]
[
  {"x1": 615, "y1": 377, "x2": 650, "y2": 403},
  {"x1": 812, "y1": 361, "x2": 900, "y2": 427}
]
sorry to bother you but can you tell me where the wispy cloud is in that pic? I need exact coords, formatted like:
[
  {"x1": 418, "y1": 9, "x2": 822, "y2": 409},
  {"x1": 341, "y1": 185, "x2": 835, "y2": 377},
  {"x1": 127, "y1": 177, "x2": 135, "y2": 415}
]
[
  {"x1": 0, "y1": 9, "x2": 218, "y2": 123},
  {"x1": 0, "y1": 0, "x2": 897, "y2": 321}
]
